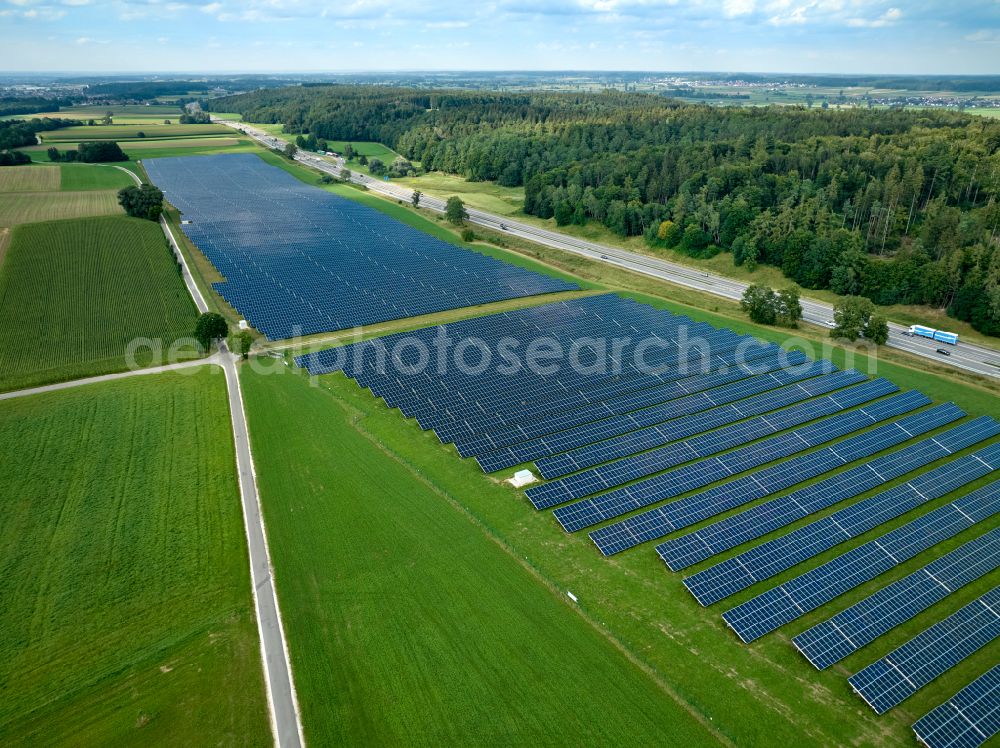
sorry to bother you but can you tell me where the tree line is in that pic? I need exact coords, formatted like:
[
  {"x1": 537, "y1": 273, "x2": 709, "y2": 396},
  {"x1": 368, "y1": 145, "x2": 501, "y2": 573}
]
[
  {"x1": 211, "y1": 85, "x2": 1000, "y2": 336},
  {"x1": 0, "y1": 117, "x2": 79, "y2": 150}
]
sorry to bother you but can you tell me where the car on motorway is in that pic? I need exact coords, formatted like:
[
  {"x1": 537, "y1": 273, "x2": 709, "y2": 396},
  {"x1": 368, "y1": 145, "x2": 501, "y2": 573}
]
[
  {"x1": 600, "y1": 254, "x2": 609, "y2": 260},
  {"x1": 936, "y1": 348, "x2": 952, "y2": 356}
]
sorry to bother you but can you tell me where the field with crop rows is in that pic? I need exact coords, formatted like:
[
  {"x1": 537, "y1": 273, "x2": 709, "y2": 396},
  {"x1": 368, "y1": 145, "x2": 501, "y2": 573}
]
[
  {"x1": 38, "y1": 124, "x2": 231, "y2": 142},
  {"x1": 0, "y1": 165, "x2": 60, "y2": 192},
  {"x1": 0, "y1": 216, "x2": 199, "y2": 390},
  {"x1": 0, "y1": 369, "x2": 269, "y2": 744},
  {"x1": 0, "y1": 190, "x2": 122, "y2": 226},
  {"x1": 123, "y1": 136, "x2": 240, "y2": 149}
]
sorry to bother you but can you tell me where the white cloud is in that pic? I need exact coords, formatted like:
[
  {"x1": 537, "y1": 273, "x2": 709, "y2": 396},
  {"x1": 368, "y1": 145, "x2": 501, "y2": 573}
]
[
  {"x1": 723, "y1": 0, "x2": 755, "y2": 17},
  {"x1": 425, "y1": 19, "x2": 469, "y2": 28},
  {"x1": 965, "y1": 28, "x2": 1000, "y2": 42},
  {"x1": 847, "y1": 6, "x2": 901, "y2": 27},
  {"x1": 21, "y1": 6, "x2": 66, "y2": 19}
]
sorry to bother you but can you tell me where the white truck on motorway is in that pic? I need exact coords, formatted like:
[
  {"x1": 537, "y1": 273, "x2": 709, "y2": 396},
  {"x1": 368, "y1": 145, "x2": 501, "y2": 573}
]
[{"x1": 908, "y1": 325, "x2": 959, "y2": 345}]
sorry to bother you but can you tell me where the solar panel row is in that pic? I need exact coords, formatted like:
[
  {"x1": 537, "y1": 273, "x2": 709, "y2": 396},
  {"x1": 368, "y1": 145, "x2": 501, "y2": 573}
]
[
  {"x1": 384, "y1": 329, "x2": 756, "y2": 433},
  {"x1": 459, "y1": 347, "x2": 796, "y2": 452},
  {"x1": 794, "y1": 513, "x2": 1000, "y2": 669},
  {"x1": 145, "y1": 153, "x2": 577, "y2": 339},
  {"x1": 479, "y1": 362, "x2": 824, "y2": 468},
  {"x1": 527, "y1": 362, "x2": 847, "y2": 482},
  {"x1": 721, "y1": 441, "x2": 1000, "y2": 643},
  {"x1": 683, "y1": 420, "x2": 1000, "y2": 605},
  {"x1": 913, "y1": 664, "x2": 1000, "y2": 748},
  {"x1": 441, "y1": 336, "x2": 788, "y2": 451},
  {"x1": 471, "y1": 353, "x2": 815, "y2": 467},
  {"x1": 532, "y1": 373, "x2": 888, "y2": 514},
  {"x1": 579, "y1": 396, "x2": 948, "y2": 546},
  {"x1": 849, "y1": 586, "x2": 1000, "y2": 714},
  {"x1": 398, "y1": 316, "x2": 745, "y2": 431},
  {"x1": 658, "y1": 417, "x2": 1000, "y2": 571},
  {"x1": 305, "y1": 297, "x2": 697, "y2": 430},
  {"x1": 555, "y1": 391, "x2": 934, "y2": 532}
]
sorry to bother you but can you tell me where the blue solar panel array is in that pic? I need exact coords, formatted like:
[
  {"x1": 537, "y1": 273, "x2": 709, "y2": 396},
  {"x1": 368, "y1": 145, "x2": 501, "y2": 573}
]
[
  {"x1": 658, "y1": 418, "x2": 1000, "y2": 571},
  {"x1": 849, "y1": 585, "x2": 1000, "y2": 714},
  {"x1": 794, "y1": 507, "x2": 1000, "y2": 670},
  {"x1": 584, "y1": 397, "x2": 951, "y2": 547},
  {"x1": 144, "y1": 153, "x2": 577, "y2": 339},
  {"x1": 478, "y1": 354, "x2": 823, "y2": 473},
  {"x1": 720, "y1": 441, "x2": 1000, "y2": 642},
  {"x1": 296, "y1": 288, "x2": 999, "y2": 723},
  {"x1": 554, "y1": 391, "x2": 934, "y2": 533},
  {"x1": 297, "y1": 294, "x2": 806, "y2": 461},
  {"x1": 526, "y1": 368, "x2": 870, "y2": 508},
  {"x1": 913, "y1": 665, "x2": 1000, "y2": 748},
  {"x1": 528, "y1": 362, "x2": 846, "y2": 482}
]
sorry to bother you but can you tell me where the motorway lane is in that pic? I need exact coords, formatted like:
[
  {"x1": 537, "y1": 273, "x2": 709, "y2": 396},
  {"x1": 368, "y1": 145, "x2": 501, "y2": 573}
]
[{"x1": 221, "y1": 120, "x2": 1000, "y2": 381}]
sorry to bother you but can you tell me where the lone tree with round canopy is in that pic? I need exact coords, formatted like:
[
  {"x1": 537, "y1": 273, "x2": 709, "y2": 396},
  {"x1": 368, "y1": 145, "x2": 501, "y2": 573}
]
[{"x1": 194, "y1": 312, "x2": 229, "y2": 351}]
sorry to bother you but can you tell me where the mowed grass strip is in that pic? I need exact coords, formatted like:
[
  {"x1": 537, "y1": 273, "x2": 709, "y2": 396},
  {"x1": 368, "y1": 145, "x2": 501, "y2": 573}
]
[
  {"x1": 0, "y1": 165, "x2": 60, "y2": 192},
  {"x1": 39, "y1": 124, "x2": 231, "y2": 142},
  {"x1": 241, "y1": 365, "x2": 721, "y2": 747},
  {"x1": 59, "y1": 163, "x2": 136, "y2": 191},
  {"x1": 0, "y1": 190, "x2": 122, "y2": 226},
  {"x1": 0, "y1": 216, "x2": 199, "y2": 391},
  {"x1": 0, "y1": 369, "x2": 270, "y2": 745}
]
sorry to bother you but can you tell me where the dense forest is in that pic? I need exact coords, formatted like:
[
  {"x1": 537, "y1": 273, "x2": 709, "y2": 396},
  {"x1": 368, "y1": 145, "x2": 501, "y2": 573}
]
[{"x1": 212, "y1": 86, "x2": 1000, "y2": 335}]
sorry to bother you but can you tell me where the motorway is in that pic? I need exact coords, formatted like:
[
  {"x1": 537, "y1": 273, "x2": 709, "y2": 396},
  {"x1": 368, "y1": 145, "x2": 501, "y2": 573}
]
[{"x1": 221, "y1": 120, "x2": 1000, "y2": 382}]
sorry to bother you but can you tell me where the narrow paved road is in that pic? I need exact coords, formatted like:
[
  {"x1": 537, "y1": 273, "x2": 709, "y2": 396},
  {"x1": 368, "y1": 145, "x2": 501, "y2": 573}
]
[
  {"x1": 153, "y1": 172, "x2": 305, "y2": 746},
  {"x1": 102, "y1": 163, "x2": 305, "y2": 745},
  {"x1": 222, "y1": 120, "x2": 1000, "y2": 382},
  {"x1": 221, "y1": 349, "x2": 304, "y2": 748},
  {"x1": 0, "y1": 355, "x2": 223, "y2": 401}
]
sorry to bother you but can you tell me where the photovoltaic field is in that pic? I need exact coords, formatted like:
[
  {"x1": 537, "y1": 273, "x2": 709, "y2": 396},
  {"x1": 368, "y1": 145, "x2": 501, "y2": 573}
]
[
  {"x1": 144, "y1": 153, "x2": 577, "y2": 339},
  {"x1": 299, "y1": 293, "x2": 1000, "y2": 748}
]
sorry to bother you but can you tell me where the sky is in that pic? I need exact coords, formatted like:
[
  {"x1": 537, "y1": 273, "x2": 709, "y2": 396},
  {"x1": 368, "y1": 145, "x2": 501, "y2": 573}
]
[{"x1": 0, "y1": 0, "x2": 998, "y2": 74}]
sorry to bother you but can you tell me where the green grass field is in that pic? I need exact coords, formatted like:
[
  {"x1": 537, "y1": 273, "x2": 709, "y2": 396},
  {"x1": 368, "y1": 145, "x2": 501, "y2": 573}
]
[
  {"x1": 0, "y1": 368, "x2": 270, "y2": 744},
  {"x1": 397, "y1": 171, "x2": 525, "y2": 216},
  {"x1": 241, "y1": 364, "x2": 722, "y2": 746},
  {"x1": 0, "y1": 216, "x2": 200, "y2": 391},
  {"x1": 39, "y1": 124, "x2": 231, "y2": 142},
  {"x1": 327, "y1": 140, "x2": 400, "y2": 161},
  {"x1": 59, "y1": 163, "x2": 136, "y2": 191},
  {"x1": 0, "y1": 190, "x2": 122, "y2": 226}
]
